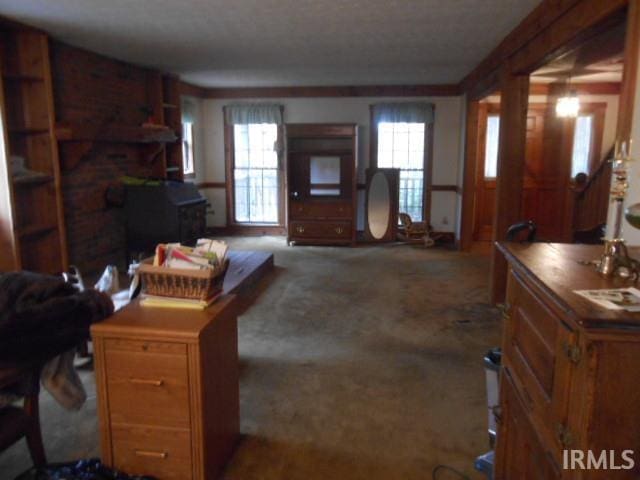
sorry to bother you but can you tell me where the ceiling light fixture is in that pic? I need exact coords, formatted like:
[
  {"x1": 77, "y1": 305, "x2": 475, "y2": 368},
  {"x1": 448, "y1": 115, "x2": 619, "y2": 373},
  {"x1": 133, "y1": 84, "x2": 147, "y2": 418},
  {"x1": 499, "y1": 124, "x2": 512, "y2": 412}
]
[
  {"x1": 556, "y1": 74, "x2": 580, "y2": 118},
  {"x1": 556, "y1": 91, "x2": 580, "y2": 117}
]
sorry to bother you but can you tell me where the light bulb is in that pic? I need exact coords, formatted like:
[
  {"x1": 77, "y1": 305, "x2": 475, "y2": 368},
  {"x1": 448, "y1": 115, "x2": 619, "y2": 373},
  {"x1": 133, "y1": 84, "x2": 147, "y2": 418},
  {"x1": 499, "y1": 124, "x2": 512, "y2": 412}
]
[{"x1": 556, "y1": 95, "x2": 580, "y2": 117}]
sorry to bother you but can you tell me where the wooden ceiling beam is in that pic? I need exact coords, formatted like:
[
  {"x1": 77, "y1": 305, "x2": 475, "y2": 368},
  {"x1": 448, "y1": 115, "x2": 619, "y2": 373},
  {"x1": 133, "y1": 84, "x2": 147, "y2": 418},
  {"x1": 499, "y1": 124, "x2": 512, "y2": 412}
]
[
  {"x1": 461, "y1": 0, "x2": 628, "y2": 100},
  {"x1": 484, "y1": 81, "x2": 622, "y2": 98},
  {"x1": 179, "y1": 81, "x2": 207, "y2": 98},
  {"x1": 460, "y1": 0, "x2": 583, "y2": 97},
  {"x1": 510, "y1": 1, "x2": 628, "y2": 75},
  {"x1": 202, "y1": 84, "x2": 461, "y2": 99}
]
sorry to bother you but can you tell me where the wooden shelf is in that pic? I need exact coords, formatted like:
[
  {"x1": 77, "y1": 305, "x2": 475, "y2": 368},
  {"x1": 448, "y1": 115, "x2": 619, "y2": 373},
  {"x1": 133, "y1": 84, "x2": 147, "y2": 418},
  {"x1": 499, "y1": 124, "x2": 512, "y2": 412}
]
[
  {"x1": 55, "y1": 123, "x2": 178, "y2": 144},
  {"x1": 2, "y1": 73, "x2": 44, "y2": 82},
  {"x1": 288, "y1": 149, "x2": 354, "y2": 156},
  {"x1": 13, "y1": 174, "x2": 54, "y2": 187},
  {"x1": 17, "y1": 223, "x2": 57, "y2": 239},
  {"x1": 166, "y1": 166, "x2": 180, "y2": 172},
  {"x1": 0, "y1": 29, "x2": 69, "y2": 274},
  {"x1": 9, "y1": 127, "x2": 49, "y2": 135}
]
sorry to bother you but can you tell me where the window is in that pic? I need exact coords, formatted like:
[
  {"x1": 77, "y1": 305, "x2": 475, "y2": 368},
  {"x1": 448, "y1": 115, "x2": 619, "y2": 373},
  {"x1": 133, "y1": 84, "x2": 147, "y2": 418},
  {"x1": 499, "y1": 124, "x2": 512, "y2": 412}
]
[
  {"x1": 484, "y1": 115, "x2": 500, "y2": 178},
  {"x1": 182, "y1": 122, "x2": 194, "y2": 176},
  {"x1": 233, "y1": 123, "x2": 279, "y2": 223},
  {"x1": 377, "y1": 122, "x2": 425, "y2": 221},
  {"x1": 571, "y1": 114, "x2": 593, "y2": 178}
]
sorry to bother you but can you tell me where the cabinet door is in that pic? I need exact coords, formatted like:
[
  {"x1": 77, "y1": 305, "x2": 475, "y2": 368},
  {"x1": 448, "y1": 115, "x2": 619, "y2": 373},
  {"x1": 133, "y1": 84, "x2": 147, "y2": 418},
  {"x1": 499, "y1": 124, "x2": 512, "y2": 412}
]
[
  {"x1": 504, "y1": 269, "x2": 575, "y2": 458},
  {"x1": 495, "y1": 369, "x2": 562, "y2": 480}
]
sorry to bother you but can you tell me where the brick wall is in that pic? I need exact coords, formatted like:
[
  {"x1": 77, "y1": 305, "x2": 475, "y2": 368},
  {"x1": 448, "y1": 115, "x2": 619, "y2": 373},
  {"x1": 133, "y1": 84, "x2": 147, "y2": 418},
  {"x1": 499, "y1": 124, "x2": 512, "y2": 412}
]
[{"x1": 51, "y1": 43, "x2": 159, "y2": 274}]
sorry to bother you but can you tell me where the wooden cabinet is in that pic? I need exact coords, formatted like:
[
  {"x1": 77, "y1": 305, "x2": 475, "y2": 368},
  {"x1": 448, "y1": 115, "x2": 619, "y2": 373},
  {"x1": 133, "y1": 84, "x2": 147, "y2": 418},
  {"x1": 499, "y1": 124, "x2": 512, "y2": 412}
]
[
  {"x1": 91, "y1": 296, "x2": 240, "y2": 480},
  {"x1": 0, "y1": 26, "x2": 68, "y2": 273},
  {"x1": 286, "y1": 123, "x2": 357, "y2": 245},
  {"x1": 496, "y1": 243, "x2": 640, "y2": 479}
]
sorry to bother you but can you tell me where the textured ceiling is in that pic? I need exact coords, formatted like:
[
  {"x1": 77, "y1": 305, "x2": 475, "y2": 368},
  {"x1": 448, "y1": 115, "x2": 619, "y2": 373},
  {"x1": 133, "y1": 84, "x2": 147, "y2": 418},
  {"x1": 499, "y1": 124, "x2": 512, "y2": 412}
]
[{"x1": 0, "y1": 0, "x2": 541, "y2": 87}]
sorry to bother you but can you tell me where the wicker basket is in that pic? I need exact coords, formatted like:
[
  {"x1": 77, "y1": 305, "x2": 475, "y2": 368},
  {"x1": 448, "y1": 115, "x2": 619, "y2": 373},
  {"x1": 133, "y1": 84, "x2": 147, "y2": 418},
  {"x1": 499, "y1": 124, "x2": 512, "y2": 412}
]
[{"x1": 138, "y1": 258, "x2": 229, "y2": 301}]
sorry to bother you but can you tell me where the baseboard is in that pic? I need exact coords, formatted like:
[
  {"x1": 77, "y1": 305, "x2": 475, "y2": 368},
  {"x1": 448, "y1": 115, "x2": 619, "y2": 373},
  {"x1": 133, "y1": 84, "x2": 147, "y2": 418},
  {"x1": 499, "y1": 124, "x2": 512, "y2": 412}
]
[
  {"x1": 206, "y1": 225, "x2": 287, "y2": 236},
  {"x1": 206, "y1": 226, "x2": 455, "y2": 244}
]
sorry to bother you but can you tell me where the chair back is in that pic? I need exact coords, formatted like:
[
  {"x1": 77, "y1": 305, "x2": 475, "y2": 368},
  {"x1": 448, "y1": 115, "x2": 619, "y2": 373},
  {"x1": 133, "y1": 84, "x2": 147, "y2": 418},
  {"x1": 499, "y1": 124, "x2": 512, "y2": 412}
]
[
  {"x1": 398, "y1": 213, "x2": 412, "y2": 228},
  {"x1": 506, "y1": 220, "x2": 537, "y2": 242}
]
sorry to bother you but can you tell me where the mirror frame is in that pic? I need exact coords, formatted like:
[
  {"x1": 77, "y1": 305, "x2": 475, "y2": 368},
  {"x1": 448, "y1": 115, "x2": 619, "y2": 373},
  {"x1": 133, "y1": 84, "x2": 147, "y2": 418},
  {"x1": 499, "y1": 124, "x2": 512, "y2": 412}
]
[{"x1": 364, "y1": 168, "x2": 400, "y2": 242}]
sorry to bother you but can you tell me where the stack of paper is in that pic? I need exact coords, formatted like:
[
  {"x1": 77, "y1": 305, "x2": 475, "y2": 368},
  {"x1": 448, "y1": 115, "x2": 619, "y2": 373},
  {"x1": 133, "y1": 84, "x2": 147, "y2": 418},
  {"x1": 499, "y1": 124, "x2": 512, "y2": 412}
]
[
  {"x1": 152, "y1": 239, "x2": 228, "y2": 270},
  {"x1": 574, "y1": 287, "x2": 640, "y2": 312},
  {"x1": 140, "y1": 239, "x2": 229, "y2": 310}
]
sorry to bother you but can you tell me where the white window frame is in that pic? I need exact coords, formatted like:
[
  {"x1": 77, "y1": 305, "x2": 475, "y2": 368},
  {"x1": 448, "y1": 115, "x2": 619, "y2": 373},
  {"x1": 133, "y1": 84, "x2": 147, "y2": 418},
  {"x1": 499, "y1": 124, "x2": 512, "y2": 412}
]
[
  {"x1": 571, "y1": 114, "x2": 594, "y2": 179},
  {"x1": 182, "y1": 121, "x2": 195, "y2": 176},
  {"x1": 375, "y1": 121, "x2": 428, "y2": 222},
  {"x1": 484, "y1": 115, "x2": 500, "y2": 179},
  {"x1": 231, "y1": 123, "x2": 281, "y2": 225}
]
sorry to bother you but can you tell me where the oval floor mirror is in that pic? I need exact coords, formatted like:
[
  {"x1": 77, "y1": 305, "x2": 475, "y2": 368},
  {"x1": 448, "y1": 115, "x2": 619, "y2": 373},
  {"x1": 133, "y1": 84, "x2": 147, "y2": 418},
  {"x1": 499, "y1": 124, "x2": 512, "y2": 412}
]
[{"x1": 364, "y1": 168, "x2": 400, "y2": 242}]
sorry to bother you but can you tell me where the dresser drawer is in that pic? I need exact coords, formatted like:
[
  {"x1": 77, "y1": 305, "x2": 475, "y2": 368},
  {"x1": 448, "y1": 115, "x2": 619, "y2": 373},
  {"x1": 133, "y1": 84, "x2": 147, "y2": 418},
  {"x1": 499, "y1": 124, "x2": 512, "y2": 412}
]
[
  {"x1": 290, "y1": 200, "x2": 351, "y2": 219},
  {"x1": 105, "y1": 340, "x2": 190, "y2": 429},
  {"x1": 504, "y1": 269, "x2": 575, "y2": 458},
  {"x1": 111, "y1": 424, "x2": 192, "y2": 480},
  {"x1": 290, "y1": 221, "x2": 351, "y2": 239}
]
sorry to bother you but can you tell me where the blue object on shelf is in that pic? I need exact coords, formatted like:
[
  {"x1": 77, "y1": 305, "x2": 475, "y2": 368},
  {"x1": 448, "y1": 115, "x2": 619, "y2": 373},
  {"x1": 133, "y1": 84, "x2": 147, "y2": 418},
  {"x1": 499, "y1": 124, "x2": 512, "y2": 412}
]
[{"x1": 474, "y1": 450, "x2": 494, "y2": 480}]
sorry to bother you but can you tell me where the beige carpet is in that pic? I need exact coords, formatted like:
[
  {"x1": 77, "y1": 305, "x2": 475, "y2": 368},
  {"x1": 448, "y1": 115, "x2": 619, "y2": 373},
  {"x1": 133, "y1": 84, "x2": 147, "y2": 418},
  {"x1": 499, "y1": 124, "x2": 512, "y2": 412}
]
[{"x1": 0, "y1": 237, "x2": 500, "y2": 480}]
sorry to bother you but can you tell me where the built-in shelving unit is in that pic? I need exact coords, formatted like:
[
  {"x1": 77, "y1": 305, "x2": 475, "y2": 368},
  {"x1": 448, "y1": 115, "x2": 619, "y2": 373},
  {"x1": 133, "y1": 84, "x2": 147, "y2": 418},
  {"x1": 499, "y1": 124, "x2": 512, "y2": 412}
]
[
  {"x1": 161, "y1": 75, "x2": 184, "y2": 181},
  {"x1": 0, "y1": 26, "x2": 69, "y2": 273}
]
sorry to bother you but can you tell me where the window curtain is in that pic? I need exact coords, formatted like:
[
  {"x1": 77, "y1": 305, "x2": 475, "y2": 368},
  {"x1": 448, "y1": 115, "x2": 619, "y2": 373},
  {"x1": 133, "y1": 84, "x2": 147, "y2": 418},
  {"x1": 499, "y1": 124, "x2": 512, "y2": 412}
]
[
  {"x1": 372, "y1": 102, "x2": 434, "y2": 124},
  {"x1": 224, "y1": 104, "x2": 283, "y2": 125}
]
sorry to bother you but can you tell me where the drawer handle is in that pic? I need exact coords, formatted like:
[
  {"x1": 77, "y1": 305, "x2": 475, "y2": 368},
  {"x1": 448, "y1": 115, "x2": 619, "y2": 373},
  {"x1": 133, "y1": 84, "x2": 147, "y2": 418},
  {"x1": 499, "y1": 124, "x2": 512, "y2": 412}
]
[
  {"x1": 496, "y1": 303, "x2": 511, "y2": 321},
  {"x1": 129, "y1": 378, "x2": 164, "y2": 387},
  {"x1": 296, "y1": 226, "x2": 305, "y2": 234},
  {"x1": 335, "y1": 227, "x2": 344, "y2": 235},
  {"x1": 135, "y1": 449, "x2": 168, "y2": 459}
]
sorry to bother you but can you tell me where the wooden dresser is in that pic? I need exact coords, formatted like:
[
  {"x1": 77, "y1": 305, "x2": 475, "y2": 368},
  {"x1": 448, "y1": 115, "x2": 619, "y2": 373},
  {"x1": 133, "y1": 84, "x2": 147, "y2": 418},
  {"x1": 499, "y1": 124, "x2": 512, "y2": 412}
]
[
  {"x1": 286, "y1": 124, "x2": 358, "y2": 246},
  {"x1": 495, "y1": 243, "x2": 640, "y2": 479},
  {"x1": 91, "y1": 295, "x2": 239, "y2": 480}
]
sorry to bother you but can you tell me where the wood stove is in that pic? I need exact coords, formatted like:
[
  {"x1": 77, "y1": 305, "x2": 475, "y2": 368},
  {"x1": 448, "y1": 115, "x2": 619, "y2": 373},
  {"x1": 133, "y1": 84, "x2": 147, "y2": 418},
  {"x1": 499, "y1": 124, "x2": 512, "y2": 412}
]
[{"x1": 125, "y1": 181, "x2": 206, "y2": 258}]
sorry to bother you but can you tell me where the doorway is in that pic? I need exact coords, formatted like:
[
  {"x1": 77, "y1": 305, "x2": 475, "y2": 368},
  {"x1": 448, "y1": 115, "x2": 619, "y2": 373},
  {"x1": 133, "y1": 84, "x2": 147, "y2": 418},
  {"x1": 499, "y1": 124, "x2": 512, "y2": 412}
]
[{"x1": 469, "y1": 19, "x2": 625, "y2": 248}]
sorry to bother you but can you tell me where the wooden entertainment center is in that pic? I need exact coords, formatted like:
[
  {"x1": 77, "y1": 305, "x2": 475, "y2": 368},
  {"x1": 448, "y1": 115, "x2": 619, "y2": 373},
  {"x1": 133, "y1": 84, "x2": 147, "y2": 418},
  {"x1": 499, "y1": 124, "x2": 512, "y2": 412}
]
[{"x1": 286, "y1": 124, "x2": 358, "y2": 246}]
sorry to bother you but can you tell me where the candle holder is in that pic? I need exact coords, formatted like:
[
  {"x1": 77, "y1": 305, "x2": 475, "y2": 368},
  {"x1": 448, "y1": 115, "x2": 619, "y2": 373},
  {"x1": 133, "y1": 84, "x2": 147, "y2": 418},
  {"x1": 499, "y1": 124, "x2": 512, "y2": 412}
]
[{"x1": 596, "y1": 141, "x2": 640, "y2": 280}]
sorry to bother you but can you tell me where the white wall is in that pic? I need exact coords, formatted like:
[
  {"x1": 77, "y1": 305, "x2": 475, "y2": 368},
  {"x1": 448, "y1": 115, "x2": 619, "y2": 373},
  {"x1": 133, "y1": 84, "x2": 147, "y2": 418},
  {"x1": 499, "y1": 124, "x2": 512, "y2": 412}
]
[{"x1": 193, "y1": 96, "x2": 464, "y2": 232}]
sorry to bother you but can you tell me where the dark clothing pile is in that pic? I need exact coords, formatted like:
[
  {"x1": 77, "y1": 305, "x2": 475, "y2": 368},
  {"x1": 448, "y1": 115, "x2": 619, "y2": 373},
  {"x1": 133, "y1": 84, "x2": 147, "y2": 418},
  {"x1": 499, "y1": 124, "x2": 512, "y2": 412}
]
[
  {"x1": 16, "y1": 458, "x2": 156, "y2": 480},
  {"x1": 0, "y1": 271, "x2": 113, "y2": 365}
]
